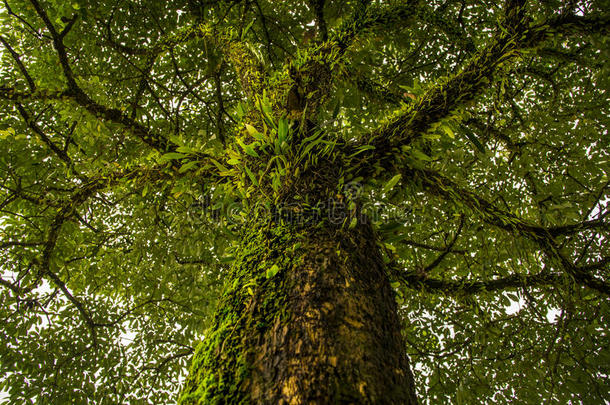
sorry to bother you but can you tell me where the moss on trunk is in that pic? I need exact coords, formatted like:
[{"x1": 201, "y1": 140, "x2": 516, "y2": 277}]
[{"x1": 179, "y1": 215, "x2": 417, "y2": 404}]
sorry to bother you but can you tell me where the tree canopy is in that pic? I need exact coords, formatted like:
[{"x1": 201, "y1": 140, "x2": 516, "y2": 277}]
[{"x1": 0, "y1": 0, "x2": 609, "y2": 403}]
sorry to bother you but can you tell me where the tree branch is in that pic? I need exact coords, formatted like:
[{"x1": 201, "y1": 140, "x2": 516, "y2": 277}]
[
  {"x1": 345, "y1": 1, "x2": 536, "y2": 178},
  {"x1": 423, "y1": 215, "x2": 464, "y2": 273},
  {"x1": 413, "y1": 167, "x2": 608, "y2": 239},
  {"x1": 30, "y1": 163, "x2": 176, "y2": 343},
  {"x1": 27, "y1": 0, "x2": 180, "y2": 153},
  {"x1": 399, "y1": 239, "x2": 466, "y2": 254},
  {"x1": 1, "y1": 85, "x2": 182, "y2": 154},
  {"x1": 308, "y1": 0, "x2": 328, "y2": 41},
  {"x1": 410, "y1": 167, "x2": 609, "y2": 295},
  {"x1": 15, "y1": 104, "x2": 75, "y2": 169},
  {"x1": 272, "y1": 0, "x2": 421, "y2": 119},
  {"x1": 28, "y1": 0, "x2": 79, "y2": 91},
  {"x1": 398, "y1": 269, "x2": 564, "y2": 295},
  {"x1": 0, "y1": 34, "x2": 36, "y2": 90}
]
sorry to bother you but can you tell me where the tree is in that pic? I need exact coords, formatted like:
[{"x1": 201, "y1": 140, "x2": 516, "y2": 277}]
[{"x1": 0, "y1": 0, "x2": 609, "y2": 402}]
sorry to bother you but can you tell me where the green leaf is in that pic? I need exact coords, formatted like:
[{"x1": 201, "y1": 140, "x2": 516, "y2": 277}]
[
  {"x1": 348, "y1": 217, "x2": 358, "y2": 229},
  {"x1": 382, "y1": 174, "x2": 402, "y2": 194},
  {"x1": 161, "y1": 152, "x2": 186, "y2": 161},
  {"x1": 210, "y1": 158, "x2": 230, "y2": 173},
  {"x1": 245, "y1": 145, "x2": 260, "y2": 158},
  {"x1": 348, "y1": 145, "x2": 375, "y2": 158},
  {"x1": 179, "y1": 160, "x2": 199, "y2": 173},
  {"x1": 176, "y1": 146, "x2": 196, "y2": 154},
  {"x1": 411, "y1": 149, "x2": 433, "y2": 161},
  {"x1": 241, "y1": 19, "x2": 255, "y2": 40},
  {"x1": 266, "y1": 264, "x2": 279, "y2": 279},
  {"x1": 442, "y1": 124, "x2": 455, "y2": 139},
  {"x1": 244, "y1": 165, "x2": 258, "y2": 186},
  {"x1": 245, "y1": 124, "x2": 260, "y2": 138},
  {"x1": 460, "y1": 124, "x2": 486, "y2": 153},
  {"x1": 278, "y1": 118, "x2": 288, "y2": 143},
  {"x1": 237, "y1": 138, "x2": 260, "y2": 158}
]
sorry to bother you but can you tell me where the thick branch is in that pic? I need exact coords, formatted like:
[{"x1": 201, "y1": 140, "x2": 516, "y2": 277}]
[
  {"x1": 411, "y1": 167, "x2": 609, "y2": 295},
  {"x1": 345, "y1": 8, "x2": 610, "y2": 180},
  {"x1": 342, "y1": 12, "x2": 610, "y2": 176},
  {"x1": 274, "y1": 0, "x2": 421, "y2": 118},
  {"x1": 346, "y1": 2, "x2": 535, "y2": 178},
  {"x1": 399, "y1": 269, "x2": 565, "y2": 295},
  {"x1": 308, "y1": 0, "x2": 328, "y2": 41},
  {"x1": 1, "y1": 86, "x2": 181, "y2": 154},
  {"x1": 413, "y1": 168, "x2": 608, "y2": 239},
  {"x1": 550, "y1": 14, "x2": 610, "y2": 36},
  {"x1": 27, "y1": 0, "x2": 180, "y2": 153},
  {"x1": 28, "y1": 0, "x2": 78, "y2": 90}
]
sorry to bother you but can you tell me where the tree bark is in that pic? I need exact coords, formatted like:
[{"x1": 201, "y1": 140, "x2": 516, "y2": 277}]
[{"x1": 179, "y1": 213, "x2": 418, "y2": 404}]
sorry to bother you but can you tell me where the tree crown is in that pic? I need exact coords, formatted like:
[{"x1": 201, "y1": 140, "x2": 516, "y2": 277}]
[{"x1": 1, "y1": 0, "x2": 609, "y2": 403}]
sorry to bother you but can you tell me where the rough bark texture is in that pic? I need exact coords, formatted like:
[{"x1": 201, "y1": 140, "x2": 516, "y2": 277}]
[{"x1": 179, "y1": 215, "x2": 418, "y2": 404}]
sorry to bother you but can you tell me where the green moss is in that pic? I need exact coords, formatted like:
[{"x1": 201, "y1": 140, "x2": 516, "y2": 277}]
[{"x1": 178, "y1": 219, "x2": 300, "y2": 404}]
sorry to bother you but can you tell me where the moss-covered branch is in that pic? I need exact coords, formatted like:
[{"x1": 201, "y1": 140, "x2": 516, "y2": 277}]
[
  {"x1": 341, "y1": 2, "x2": 535, "y2": 178},
  {"x1": 1, "y1": 85, "x2": 178, "y2": 153},
  {"x1": 346, "y1": 9, "x2": 610, "y2": 180},
  {"x1": 0, "y1": 85, "x2": 231, "y2": 182},
  {"x1": 162, "y1": 23, "x2": 267, "y2": 97},
  {"x1": 397, "y1": 268, "x2": 566, "y2": 295},
  {"x1": 20, "y1": 1, "x2": 263, "y2": 151},
  {"x1": 413, "y1": 167, "x2": 608, "y2": 239},
  {"x1": 410, "y1": 167, "x2": 609, "y2": 295},
  {"x1": 269, "y1": 0, "x2": 421, "y2": 119}
]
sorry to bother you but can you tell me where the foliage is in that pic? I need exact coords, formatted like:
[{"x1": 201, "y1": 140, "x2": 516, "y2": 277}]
[{"x1": 0, "y1": 0, "x2": 609, "y2": 403}]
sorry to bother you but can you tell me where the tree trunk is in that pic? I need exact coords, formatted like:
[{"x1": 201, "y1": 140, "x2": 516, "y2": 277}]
[{"x1": 179, "y1": 212, "x2": 418, "y2": 404}]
